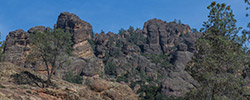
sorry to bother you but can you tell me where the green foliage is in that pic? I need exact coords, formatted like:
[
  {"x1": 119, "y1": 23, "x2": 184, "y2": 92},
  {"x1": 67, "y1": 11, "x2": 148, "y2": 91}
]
[
  {"x1": 26, "y1": 90, "x2": 32, "y2": 94},
  {"x1": 155, "y1": 94, "x2": 185, "y2": 100},
  {"x1": 118, "y1": 28, "x2": 126, "y2": 34},
  {"x1": 137, "y1": 85, "x2": 159, "y2": 100},
  {"x1": 88, "y1": 39, "x2": 97, "y2": 54},
  {"x1": 110, "y1": 48, "x2": 121, "y2": 57},
  {"x1": 245, "y1": 0, "x2": 250, "y2": 17},
  {"x1": 137, "y1": 85, "x2": 184, "y2": 100},
  {"x1": 0, "y1": 83, "x2": 6, "y2": 88},
  {"x1": 88, "y1": 39, "x2": 97, "y2": 50},
  {"x1": 116, "y1": 73, "x2": 128, "y2": 82},
  {"x1": 128, "y1": 26, "x2": 135, "y2": 33},
  {"x1": 115, "y1": 39, "x2": 123, "y2": 48},
  {"x1": 185, "y1": 2, "x2": 249, "y2": 99},
  {"x1": 104, "y1": 62, "x2": 117, "y2": 76},
  {"x1": 28, "y1": 28, "x2": 73, "y2": 87},
  {"x1": 121, "y1": 26, "x2": 147, "y2": 45},
  {"x1": 243, "y1": 0, "x2": 250, "y2": 46},
  {"x1": 200, "y1": 1, "x2": 246, "y2": 44},
  {"x1": 186, "y1": 36, "x2": 248, "y2": 99},
  {"x1": 142, "y1": 53, "x2": 173, "y2": 68},
  {"x1": 178, "y1": 20, "x2": 182, "y2": 24},
  {"x1": 62, "y1": 71, "x2": 83, "y2": 84},
  {"x1": 191, "y1": 28, "x2": 198, "y2": 32}
]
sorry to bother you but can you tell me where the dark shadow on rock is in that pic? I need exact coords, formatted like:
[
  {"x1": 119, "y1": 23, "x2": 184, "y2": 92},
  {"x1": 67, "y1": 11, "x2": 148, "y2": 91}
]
[{"x1": 11, "y1": 71, "x2": 49, "y2": 88}]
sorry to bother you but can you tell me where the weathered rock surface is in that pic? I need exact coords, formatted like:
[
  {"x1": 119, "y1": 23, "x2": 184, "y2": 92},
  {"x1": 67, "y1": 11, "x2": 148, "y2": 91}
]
[
  {"x1": 54, "y1": 12, "x2": 104, "y2": 77},
  {"x1": 55, "y1": 12, "x2": 93, "y2": 43},
  {"x1": 0, "y1": 62, "x2": 138, "y2": 100},
  {"x1": 28, "y1": 26, "x2": 46, "y2": 33},
  {"x1": 54, "y1": 56, "x2": 104, "y2": 78},
  {"x1": 142, "y1": 19, "x2": 192, "y2": 54},
  {"x1": 3, "y1": 29, "x2": 30, "y2": 67},
  {"x1": 92, "y1": 18, "x2": 201, "y2": 98},
  {"x1": 3, "y1": 13, "x2": 104, "y2": 78},
  {"x1": 2, "y1": 12, "x2": 203, "y2": 99}
]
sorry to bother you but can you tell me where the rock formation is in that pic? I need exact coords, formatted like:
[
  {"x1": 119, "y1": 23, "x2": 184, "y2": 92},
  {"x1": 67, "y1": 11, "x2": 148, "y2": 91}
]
[
  {"x1": 2, "y1": 12, "x2": 203, "y2": 99},
  {"x1": 3, "y1": 29, "x2": 30, "y2": 67}
]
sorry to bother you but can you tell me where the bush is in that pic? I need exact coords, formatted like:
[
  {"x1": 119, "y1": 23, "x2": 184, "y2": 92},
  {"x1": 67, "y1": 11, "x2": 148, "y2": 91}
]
[
  {"x1": 116, "y1": 73, "x2": 128, "y2": 82},
  {"x1": 88, "y1": 39, "x2": 97, "y2": 51},
  {"x1": 141, "y1": 53, "x2": 173, "y2": 68},
  {"x1": 137, "y1": 85, "x2": 160, "y2": 100},
  {"x1": 62, "y1": 71, "x2": 83, "y2": 84},
  {"x1": 0, "y1": 83, "x2": 6, "y2": 88},
  {"x1": 104, "y1": 62, "x2": 117, "y2": 76}
]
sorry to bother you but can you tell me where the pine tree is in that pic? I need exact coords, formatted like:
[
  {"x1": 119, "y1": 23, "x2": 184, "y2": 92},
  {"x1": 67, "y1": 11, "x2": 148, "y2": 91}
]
[{"x1": 185, "y1": 2, "x2": 249, "y2": 100}]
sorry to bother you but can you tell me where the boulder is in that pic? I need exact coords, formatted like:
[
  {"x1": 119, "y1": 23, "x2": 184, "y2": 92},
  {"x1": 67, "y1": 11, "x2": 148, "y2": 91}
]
[
  {"x1": 173, "y1": 51, "x2": 193, "y2": 70},
  {"x1": 160, "y1": 70, "x2": 199, "y2": 97}
]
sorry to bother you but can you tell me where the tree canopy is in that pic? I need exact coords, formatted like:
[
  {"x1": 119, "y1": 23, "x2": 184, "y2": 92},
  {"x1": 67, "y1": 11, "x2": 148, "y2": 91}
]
[
  {"x1": 28, "y1": 29, "x2": 73, "y2": 86},
  {"x1": 185, "y1": 1, "x2": 249, "y2": 100}
]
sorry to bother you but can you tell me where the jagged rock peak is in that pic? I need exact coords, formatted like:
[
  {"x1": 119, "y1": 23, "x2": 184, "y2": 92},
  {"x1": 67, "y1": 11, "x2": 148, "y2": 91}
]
[
  {"x1": 141, "y1": 18, "x2": 194, "y2": 54},
  {"x1": 55, "y1": 12, "x2": 93, "y2": 43},
  {"x1": 3, "y1": 29, "x2": 30, "y2": 67}
]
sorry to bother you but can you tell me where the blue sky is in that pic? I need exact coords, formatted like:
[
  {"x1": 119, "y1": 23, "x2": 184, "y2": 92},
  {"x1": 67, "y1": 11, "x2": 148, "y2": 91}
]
[{"x1": 0, "y1": 0, "x2": 248, "y2": 41}]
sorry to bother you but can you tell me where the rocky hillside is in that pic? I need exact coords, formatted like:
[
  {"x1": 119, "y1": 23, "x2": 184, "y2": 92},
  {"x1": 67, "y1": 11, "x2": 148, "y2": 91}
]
[
  {"x1": 2, "y1": 12, "x2": 203, "y2": 99},
  {"x1": 0, "y1": 62, "x2": 137, "y2": 100}
]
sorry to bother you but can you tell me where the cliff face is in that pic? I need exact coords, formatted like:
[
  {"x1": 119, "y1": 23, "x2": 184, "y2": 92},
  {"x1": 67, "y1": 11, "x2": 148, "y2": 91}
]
[
  {"x1": 92, "y1": 18, "x2": 201, "y2": 97},
  {"x1": 2, "y1": 12, "x2": 202, "y2": 99}
]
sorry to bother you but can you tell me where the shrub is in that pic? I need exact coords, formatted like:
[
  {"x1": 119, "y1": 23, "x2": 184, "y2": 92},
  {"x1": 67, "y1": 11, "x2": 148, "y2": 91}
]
[
  {"x1": 141, "y1": 53, "x2": 173, "y2": 68},
  {"x1": 62, "y1": 71, "x2": 83, "y2": 84},
  {"x1": 116, "y1": 73, "x2": 128, "y2": 82},
  {"x1": 0, "y1": 83, "x2": 5, "y2": 88},
  {"x1": 104, "y1": 62, "x2": 117, "y2": 76},
  {"x1": 88, "y1": 39, "x2": 97, "y2": 51}
]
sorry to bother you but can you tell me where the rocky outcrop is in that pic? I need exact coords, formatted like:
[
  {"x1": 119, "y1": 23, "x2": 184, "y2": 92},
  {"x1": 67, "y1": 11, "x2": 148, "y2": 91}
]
[
  {"x1": 2, "y1": 12, "x2": 203, "y2": 99},
  {"x1": 0, "y1": 62, "x2": 137, "y2": 100},
  {"x1": 3, "y1": 29, "x2": 30, "y2": 67},
  {"x1": 92, "y1": 18, "x2": 201, "y2": 98},
  {"x1": 142, "y1": 19, "x2": 193, "y2": 55},
  {"x1": 54, "y1": 12, "x2": 104, "y2": 77},
  {"x1": 55, "y1": 12, "x2": 93, "y2": 43},
  {"x1": 55, "y1": 12, "x2": 97, "y2": 59},
  {"x1": 28, "y1": 26, "x2": 46, "y2": 33},
  {"x1": 3, "y1": 13, "x2": 104, "y2": 78}
]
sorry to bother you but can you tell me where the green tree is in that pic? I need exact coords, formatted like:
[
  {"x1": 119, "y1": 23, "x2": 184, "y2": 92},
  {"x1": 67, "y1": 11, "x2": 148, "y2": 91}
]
[
  {"x1": 28, "y1": 29, "x2": 73, "y2": 87},
  {"x1": 185, "y1": 2, "x2": 249, "y2": 100},
  {"x1": 243, "y1": 0, "x2": 250, "y2": 45},
  {"x1": 200, "y1": 1, "x2": 245, "y2": 44}
]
